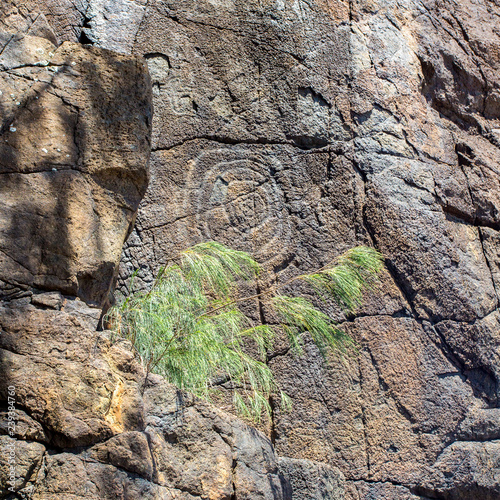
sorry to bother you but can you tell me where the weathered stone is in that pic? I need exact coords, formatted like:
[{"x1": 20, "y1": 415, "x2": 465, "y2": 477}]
[
  {"x1": 480, "y1": 227, "x2": 500, "y2": 296},
  {"x1": 0, "y1": 31, "x2": 151, "y2": 306},
  {"x1": 0, "y1": 303, "x2": 146, "y2": 448},
  {"x1": 0, "y1": 301, "x2": 288, "y2": 499},
  {"x1": 118, "y1": 139, "x2": 368, "y2": 296},
  {"x1": 457, "y1": 408, "x2": 500, "y2": 441},
  {"x1": 31, "y1": 291, "x2": 64, "y2": 309},
  {"x1": 345, "y1": 481, "x2": 428, "y2": 500},
  {"x1": 59, "y1": 296, "x2": 102, "y2": 330},
  {"x1": 80, "y1": 0, "x2": 148, "y2": 54},
  {"x1": 0, "y1": 0, "x2": 90, "y2": 43},
  {"x1": 89, "y1": 431, "x2": 154, "y2": 480},
  {"x1": 0, "y1": 409, "x2": 48, "y2": 443},
  {"x1": 102, "y1": 0, "x2": 500, "y2": 498},
  {"x1": 434, "y1": 312, "x2": 500, "y2": 405},
  {"x1": 419, "y1": 441, "x2": 500, "y2": 500},
  {"x1": 363, "y1": 156, "x2": 497, "y2": 323},
  {"x1": 3, "y1": 0, "x2": 500, "y2": 499},
  {"x1": 26, "y1": 451, "x2": 198, "y2": 500},
  {"x1": 278, "y1": 457, "x2": 345, "y2": 500},
  {"x1": 0, "y1": 436, "x2": 45, "y2": 497},
  {"x1": 144, "y1": 377, "x2": 286, "y2": 499}
]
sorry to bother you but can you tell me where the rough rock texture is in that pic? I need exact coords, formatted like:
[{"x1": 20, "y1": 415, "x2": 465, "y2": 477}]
[
  {"x1": 0, "y1": 0, "x2": 90, "y2": 44},
  {"x1": 0, "y1": 301, "x2": 287, "y2": 499},
  {"x1": 3, "y1": 0, "x2": 500, "y2": 499},
  {"x1": 278, "y1": 457, "x2": 346, "y2": 499},
  {"x1": 0, "y1": 10, "x2": 293, "y2": 500},
  {"x1": 94, "y1": 0, "x2": 499, "y2": 498},
  {"x1": 0, "y1": 29, "x2": 151, "y2": 306}
]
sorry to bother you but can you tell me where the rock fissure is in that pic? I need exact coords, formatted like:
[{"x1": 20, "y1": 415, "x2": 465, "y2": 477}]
[
  {"x1": 358, "y1": 362, "x2": 372, "y2": 480},
  {"x1": 152, "y1": 136, "x2": 332, "y2": 152}
]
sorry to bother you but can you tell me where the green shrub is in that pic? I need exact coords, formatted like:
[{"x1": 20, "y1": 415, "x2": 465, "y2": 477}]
[{"x1": 107, "y1": 242, "x2": 383, "y2": 421}]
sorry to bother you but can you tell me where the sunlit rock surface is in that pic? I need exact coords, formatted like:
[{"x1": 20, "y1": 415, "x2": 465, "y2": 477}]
[{"x1": 2, "y1": 0, "x2": 500, "y2": 498}]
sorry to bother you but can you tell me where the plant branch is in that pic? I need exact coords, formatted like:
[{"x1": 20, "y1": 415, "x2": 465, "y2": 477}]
[{"x1": 195, "y1": 256, "x2": 349, "y2": 320}]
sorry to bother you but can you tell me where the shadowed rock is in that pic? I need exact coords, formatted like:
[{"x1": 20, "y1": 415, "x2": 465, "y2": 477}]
[{"x1": 0, "y1": 30, "x2": 151, "y2": 306}]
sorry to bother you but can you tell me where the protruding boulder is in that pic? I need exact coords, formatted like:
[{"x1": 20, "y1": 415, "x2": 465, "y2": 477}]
[{"x1": 0, "y1": 31, "x2": 152, "y2": 306}]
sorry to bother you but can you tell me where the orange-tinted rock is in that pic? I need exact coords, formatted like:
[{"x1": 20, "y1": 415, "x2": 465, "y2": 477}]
[
  {"x1": 3, "y1": 0, "x2": 500, "y2": 499},
  {"x1": 0, "y1": 301, "x2": 288, "y2": 499}
]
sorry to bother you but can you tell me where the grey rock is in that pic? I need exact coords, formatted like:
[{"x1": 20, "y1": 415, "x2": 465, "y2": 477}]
[
  {"x1": 25, "y1": 451, "x2": 198, "y2": 500},
  {"x1": 457, "y1": 408, "x2": 500, "y2": 442},
  {"x1": 0, "y1": 0, "x2": 90, "y2": 43},
  {"x1": 81, "y1": 0, "x2": 148, "y2": 54},
  {"x1": 420, "y1": 441, "x2": 500, "y2": 500},
  {"x1": 144, "y1": 377, "x2": 287, "y2": 499},
  {"x1": 60, "y1": 297, "x2": 101, "y2": 330},
  {"x1": 89, "y1": 431, "x2": 154, "y2": 480},
  {"x1": 31, "y1": 291, "x2": 64, "y2": 310},
  {"x1": 278, "y1": 457, "x2": 345, "y2": 500},
  {"x1": 107, "y1": 0, "x2": 500, "y2": 498},
  {"x1": 434, "y1": 312, "x2": 500, "y2": 404},
  {"x1": 345, "y1": 481, "x2": 429, "y2": 500}
]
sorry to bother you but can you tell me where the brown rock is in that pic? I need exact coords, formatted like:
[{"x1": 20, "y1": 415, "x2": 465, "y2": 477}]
[
  {"x1": 0, "y1": 0, "x2": 90, "y2": 44},
  {"x1": 0, "y1": 300, "x2": 288, "y2": 499},
  {"x1": 0, "y1": 31, "x2": 151, "y2": 307},
  {"x1": 26, "y1": 451, "x2": 198, "y2": 500},
  {"x1": 420, "y1": 441, "x2": 500, "y2": 500},
  {"x1": 31, "y1": 291, "x2": 64, "y2": 309},
  {"x1": 94, "y1": 0, "x2": 500, "y2": 497},
  {"x1": 0, "y1": 302, "x2": 146, "y2": 448},
  {"x1": 144, "y1": 377, "x2": 286, "y2": 499},
  {"x1": 89, "y1": 431, "x2": 154, "y2": 480},
  {"x1": 345, "y1": 481, "x2": 425, "y2": 500},
  {"x1": 0, "y1": 409, "x2": 48, "y2": 443},
  {"x1": 0, "y1": 436, "x2": 45, "y2": 497},
  {"x1": 4, "y1": 0, "x2": 500, "y2": 499}
]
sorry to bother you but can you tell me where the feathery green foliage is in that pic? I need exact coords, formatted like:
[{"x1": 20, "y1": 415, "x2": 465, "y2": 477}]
[
  {"x1": 272, "y1": 295, "x2": 353, "y2": 358},
  {"x1": 107, "y1": 241, "x2": 384, "y2": 421}
]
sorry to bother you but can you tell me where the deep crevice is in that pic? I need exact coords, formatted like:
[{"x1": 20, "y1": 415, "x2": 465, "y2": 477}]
[{"x1": 78, "y1": 15, "x2": 94, "y2": 45}]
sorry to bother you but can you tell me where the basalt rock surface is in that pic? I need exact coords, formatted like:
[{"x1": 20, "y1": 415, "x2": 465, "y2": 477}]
[
  {"x1": 0, "y1": 28, "x2": 151, "y2": 307},
  {"x1": 2, "y1": 0, "x2": 500, "y2": 499},
  {"x1": 0, "y1": 300, "x2": 288, "y2": 499},
  {"x1": 109, "y1": 1, "x2": 499, "y2": 498},
  {"x1": 0, "y1": 8, "x2": 296, "y2": 500}
]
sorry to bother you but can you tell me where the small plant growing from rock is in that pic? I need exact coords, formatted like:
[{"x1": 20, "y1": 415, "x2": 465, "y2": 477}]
[{"x1": 107, "y1": 242, "x2": 383, "y2": 421}]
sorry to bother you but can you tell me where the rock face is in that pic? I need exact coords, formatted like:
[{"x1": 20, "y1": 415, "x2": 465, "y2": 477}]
[
  {"x1": 278, "y1": 457, "x2": 346, "y2": 500},
  {"x1": 0, "y1": 7, "x2": 292, "y2": 500},
  {"x1": 107, "y1": 1, "x2": 500, "y2": 498},
  {"x1": 0, "y1": 301, "x2": 287, "y2": 499},
  {"x1": 0, "y1": 28, "x2": 151, "y2": 306},
  {"x1": 2, "y1": 0, "x2": 500, "y2": 499}
]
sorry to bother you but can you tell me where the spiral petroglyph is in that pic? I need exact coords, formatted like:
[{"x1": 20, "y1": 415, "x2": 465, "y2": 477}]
[{"x1": 184, "y1": 148, "x2": 292, "y2": 266}]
